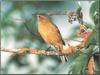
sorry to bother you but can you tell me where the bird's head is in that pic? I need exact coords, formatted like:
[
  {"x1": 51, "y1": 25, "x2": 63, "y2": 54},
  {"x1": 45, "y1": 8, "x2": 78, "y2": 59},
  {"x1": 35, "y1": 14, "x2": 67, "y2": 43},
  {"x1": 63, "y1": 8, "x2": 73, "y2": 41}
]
[{"x1": 37, "y1": 14, "x2": 50, "y2": 23}]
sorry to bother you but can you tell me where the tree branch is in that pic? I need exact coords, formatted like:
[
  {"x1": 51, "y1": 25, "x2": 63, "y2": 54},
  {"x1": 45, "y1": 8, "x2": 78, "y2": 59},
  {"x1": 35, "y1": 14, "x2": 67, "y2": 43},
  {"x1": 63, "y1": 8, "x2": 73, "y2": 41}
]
[
  {"x1": 0, "y1": 27, "x2": 92, "y2": 56},
  {"x1": 0, "y1": 48, "x2": 61, "y2": 55},
  {"x1": 0, "y1": 48, "x2": 17, "y2": 53}
]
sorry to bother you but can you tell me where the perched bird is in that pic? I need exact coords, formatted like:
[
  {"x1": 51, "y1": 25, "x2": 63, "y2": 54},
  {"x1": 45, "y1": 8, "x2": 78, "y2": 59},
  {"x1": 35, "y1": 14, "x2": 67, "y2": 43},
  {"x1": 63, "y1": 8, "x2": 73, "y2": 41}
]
[{"x1": 37, "y1": 15, "x2": 67, "y2": 63}]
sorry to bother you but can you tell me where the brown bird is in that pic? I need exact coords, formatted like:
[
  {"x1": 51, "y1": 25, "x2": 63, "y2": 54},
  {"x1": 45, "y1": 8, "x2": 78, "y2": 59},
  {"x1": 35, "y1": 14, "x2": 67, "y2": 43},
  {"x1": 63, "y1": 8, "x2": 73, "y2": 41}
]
[{"x1": 37, "y1": 15, "x2": 67, "y2": 63}]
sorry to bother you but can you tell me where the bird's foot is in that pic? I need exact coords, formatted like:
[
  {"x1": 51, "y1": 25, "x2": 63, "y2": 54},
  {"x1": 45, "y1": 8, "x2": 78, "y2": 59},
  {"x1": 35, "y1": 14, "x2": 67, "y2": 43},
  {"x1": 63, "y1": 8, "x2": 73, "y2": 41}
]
[{"x1": 46, "y1": 46, "x2": 51, "y2": 51}]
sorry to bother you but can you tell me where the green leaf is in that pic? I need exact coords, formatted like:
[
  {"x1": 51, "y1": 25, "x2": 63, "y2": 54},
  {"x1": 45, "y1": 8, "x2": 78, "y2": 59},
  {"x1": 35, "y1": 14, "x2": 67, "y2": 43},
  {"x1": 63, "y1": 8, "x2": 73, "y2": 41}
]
[
  {"x1": 89, "y1": 0, "x2": 99, "y2": 31},
  {"x1": 93, "y1": 53, "x2": 100, "y2": 74},
  {"x1": 67, "y1": 46, "x2": 94, "y2": 74}
]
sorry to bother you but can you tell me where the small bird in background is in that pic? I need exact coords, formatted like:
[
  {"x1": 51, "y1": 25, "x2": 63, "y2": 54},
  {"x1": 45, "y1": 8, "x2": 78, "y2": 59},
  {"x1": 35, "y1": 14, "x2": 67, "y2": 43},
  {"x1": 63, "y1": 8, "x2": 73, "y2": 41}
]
[{"x1": 37, "y1": 15, "x2": 67, "y2": 63}]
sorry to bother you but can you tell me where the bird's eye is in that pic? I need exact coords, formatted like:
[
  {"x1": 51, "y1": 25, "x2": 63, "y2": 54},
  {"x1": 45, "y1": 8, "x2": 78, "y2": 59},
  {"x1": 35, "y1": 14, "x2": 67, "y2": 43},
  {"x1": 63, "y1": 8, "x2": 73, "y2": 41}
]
[
  {"x1": 38, "y1": 15, "x2": 41, "y2": 18},
  {"x1": 37, "y1": 15, "x2": 42, "y2": 18}
]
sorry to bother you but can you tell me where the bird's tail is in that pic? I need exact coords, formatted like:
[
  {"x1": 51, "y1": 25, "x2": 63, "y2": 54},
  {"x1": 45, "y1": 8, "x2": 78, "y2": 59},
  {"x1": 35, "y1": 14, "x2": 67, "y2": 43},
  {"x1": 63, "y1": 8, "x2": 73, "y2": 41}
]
[{"x1": 59, "y1": 55, "x2": 68, "y2": 63}]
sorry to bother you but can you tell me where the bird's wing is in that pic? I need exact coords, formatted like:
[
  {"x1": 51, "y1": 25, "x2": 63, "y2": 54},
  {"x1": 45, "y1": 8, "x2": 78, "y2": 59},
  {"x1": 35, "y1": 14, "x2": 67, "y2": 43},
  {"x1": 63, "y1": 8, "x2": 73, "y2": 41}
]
[{"x1": 50, "y1": 21, "x2": 65, "y2": 45}]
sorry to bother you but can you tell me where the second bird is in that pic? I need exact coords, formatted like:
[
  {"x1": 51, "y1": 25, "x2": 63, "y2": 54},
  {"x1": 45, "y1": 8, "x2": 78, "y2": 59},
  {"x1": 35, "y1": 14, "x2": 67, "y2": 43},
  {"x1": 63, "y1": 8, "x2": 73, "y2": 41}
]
[{"x1": 37, "y1": 15, "x2": 67, "y2": 63}]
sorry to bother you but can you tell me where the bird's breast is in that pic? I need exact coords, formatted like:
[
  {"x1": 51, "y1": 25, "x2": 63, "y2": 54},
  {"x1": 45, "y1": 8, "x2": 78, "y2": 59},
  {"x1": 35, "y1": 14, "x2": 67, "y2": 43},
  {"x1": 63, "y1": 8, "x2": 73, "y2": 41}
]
[{"x1": 38, "y1": 23, "x2": 61, "y2": 45}]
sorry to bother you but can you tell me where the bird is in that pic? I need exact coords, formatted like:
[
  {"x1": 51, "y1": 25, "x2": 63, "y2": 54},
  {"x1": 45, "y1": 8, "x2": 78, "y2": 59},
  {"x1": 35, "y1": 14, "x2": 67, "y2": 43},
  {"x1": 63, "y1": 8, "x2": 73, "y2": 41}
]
[{"x1": 37, "y1": 14, "x2": 67, "y2": 63}]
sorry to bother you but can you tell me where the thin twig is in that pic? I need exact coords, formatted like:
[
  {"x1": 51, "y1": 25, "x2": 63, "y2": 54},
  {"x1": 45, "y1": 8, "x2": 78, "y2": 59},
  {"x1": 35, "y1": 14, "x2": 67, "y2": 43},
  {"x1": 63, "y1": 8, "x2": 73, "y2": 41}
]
[
  {"x1": 64, "y1": 38, "x2": 82, "y2": 42},
  {"x1": 32, "y1": 12, "x2": 68, "y2": 16},
  {"x1": 13, "y1": 18, "x2": 39, "y2": 37}
]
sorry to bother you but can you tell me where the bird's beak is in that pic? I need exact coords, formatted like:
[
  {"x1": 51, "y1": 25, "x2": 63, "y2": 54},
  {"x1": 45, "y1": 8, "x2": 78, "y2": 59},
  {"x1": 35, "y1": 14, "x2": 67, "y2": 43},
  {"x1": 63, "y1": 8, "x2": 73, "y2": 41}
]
[
  {"x1": 37, "y1": 15, "x2": 40, "y2": 18},
  {"x1": 37, "y1": 15, "x2": 40, "y2": 21},
  {"x1": 37, "y1": 15, "x2": 40, "y2": 17}
]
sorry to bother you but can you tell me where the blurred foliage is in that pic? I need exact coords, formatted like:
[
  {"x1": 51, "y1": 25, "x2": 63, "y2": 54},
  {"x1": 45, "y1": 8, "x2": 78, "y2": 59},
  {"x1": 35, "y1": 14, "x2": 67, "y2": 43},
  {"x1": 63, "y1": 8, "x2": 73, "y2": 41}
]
[
  {"x1": 1, "y1": 0, "x2": 99, "y2": 74},
  {"x1": 89, "y1": 0, "x2": 100, "y2": 74}
]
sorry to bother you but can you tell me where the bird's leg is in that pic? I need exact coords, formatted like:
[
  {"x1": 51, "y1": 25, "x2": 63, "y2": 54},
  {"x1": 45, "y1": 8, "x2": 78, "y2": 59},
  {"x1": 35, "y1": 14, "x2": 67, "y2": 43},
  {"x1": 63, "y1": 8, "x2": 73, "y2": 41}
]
[{"x1": 46, "y1": 46, "x2": 51, "y2": 51}]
